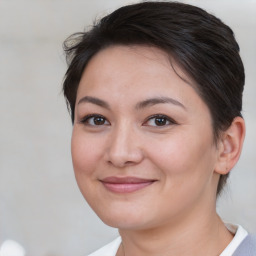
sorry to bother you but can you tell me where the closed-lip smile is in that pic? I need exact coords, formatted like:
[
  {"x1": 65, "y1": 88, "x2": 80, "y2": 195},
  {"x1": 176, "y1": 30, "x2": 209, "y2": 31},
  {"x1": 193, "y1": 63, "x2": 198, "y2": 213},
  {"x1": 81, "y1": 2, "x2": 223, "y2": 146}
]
[{"x1": 100, "y1": 176, "x2": 157, "y2": 193}]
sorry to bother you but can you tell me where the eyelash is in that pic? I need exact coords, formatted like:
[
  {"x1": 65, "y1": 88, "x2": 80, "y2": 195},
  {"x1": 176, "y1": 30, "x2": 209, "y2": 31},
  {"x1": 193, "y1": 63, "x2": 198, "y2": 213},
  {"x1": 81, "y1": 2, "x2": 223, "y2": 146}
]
[
  {"x1": 143, "y1": 114, "x2": 177, "y2": 127},
  {"x1": 79, "y1": 114, "x2": 110, "y2": 126},
  {"x1": 79, "y1": 114, "x2": 177, "y2": 127}
]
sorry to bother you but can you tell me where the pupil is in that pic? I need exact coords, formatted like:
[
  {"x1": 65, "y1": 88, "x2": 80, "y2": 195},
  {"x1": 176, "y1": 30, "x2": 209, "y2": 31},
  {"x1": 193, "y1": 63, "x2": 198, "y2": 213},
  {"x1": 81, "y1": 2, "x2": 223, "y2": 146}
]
[
  {"x1": 155, "y1": 117, "x2": 166, "y2": 126},
  {"x1": 94, "y1": 117, "x2": 104, "y2": 125}
]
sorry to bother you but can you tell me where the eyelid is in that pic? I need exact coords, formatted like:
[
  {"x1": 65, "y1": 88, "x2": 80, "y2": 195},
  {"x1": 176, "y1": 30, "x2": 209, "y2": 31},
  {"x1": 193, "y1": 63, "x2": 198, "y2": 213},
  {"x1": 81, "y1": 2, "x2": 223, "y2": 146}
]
[
  {"x1": 143, "y1": 114, "x2": 177, "y2": 126},
  {"x1": 79, "y1": 114, "x2": 110, "y2": 126},
  {"x1": 78, "y1": 113, "x2": 177, "y2": 127}
]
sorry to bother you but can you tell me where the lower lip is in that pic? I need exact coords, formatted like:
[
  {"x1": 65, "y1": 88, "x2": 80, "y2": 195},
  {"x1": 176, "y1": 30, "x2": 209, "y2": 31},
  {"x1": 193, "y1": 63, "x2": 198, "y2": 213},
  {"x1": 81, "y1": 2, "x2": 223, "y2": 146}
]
[{"x1": 102, "y1": 181, "x2": 154, "y2": 193}]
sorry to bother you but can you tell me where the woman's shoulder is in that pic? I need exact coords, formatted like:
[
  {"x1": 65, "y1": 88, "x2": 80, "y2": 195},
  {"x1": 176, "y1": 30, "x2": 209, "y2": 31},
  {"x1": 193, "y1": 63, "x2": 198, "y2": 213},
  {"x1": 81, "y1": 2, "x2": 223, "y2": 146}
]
[
  {"x1": 221, "y1": 224, "x2": 256, "y2": 256},
  {"x1": 87, "y1": 237, "x2": 121, "y2": 256},
  {"x1": 233, "y1": 233, "x2": 256, "y2": 256},
  {"x1": 86, "y1": 226, "x2": 256, "y2": 256}
]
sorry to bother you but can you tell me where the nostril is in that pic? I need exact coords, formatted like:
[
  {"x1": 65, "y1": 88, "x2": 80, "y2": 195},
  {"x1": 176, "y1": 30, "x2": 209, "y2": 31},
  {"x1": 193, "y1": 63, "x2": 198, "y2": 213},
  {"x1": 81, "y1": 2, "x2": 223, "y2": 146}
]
[
  {"x1": 125, "y1": 161, "x2": 136, "y2": 165},
  {"x1": 107, "y1": 154, "x2": 143, "y2": 168},
  {"x1": 107, "y1": 159, "x2": 134, "y2": 167}
]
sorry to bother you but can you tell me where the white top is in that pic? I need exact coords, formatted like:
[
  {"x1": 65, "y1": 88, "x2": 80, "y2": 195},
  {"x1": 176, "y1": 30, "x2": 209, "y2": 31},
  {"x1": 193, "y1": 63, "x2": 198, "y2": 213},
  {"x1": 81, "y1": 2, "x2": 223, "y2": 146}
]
[
  {"x1": 88, "y1": 224, "x2": 248, "y2": 256},
  {"x1": 88, "y1": 237, "x2": 121, "y2": 256},
  {"x1": 220, "y1": 224, "x2": 248, "y2": 256}
]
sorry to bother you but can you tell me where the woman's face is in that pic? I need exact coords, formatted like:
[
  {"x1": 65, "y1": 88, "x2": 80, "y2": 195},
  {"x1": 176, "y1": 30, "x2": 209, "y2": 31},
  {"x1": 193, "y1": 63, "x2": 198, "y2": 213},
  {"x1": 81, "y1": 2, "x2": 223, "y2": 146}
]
[{"x1": 71, "y1": 45, "x2": 221, "y2": 230}]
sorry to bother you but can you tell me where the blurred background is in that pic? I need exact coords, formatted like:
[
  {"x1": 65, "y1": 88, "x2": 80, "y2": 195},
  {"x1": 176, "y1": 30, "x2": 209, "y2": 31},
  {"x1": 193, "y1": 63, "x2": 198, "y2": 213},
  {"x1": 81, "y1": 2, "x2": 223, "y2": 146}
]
[{"x1": 0, "y1": 0, "x2": 255, "y2": 255}]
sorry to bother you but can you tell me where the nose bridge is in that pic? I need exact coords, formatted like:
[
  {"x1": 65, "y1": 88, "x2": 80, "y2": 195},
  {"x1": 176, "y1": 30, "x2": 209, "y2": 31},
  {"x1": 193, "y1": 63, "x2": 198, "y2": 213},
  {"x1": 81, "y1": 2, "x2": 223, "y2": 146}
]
[{"x1": 106, "y1": 120, "x2": 143, "y2": 167}]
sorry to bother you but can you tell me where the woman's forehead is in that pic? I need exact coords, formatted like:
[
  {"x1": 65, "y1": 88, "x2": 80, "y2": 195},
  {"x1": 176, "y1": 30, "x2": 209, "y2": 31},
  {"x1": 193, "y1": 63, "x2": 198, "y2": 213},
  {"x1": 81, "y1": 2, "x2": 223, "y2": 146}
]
[
  {"x1": 79, "y1": 45, "x2": 195, "y2": 91},
  {"x1": 76, "y1": 45, "x2": 209, "y2": 119}
]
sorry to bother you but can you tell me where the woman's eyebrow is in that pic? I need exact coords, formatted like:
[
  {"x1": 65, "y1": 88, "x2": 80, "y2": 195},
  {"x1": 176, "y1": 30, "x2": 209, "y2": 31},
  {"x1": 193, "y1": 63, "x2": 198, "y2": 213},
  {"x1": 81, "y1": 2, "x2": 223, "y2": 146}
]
[
  {"x1": 77, "y1": 96, "x2": 110, "y2": 109},
  {"x1": 135, "y1": 97, "x2": 186, "y2": 110}
]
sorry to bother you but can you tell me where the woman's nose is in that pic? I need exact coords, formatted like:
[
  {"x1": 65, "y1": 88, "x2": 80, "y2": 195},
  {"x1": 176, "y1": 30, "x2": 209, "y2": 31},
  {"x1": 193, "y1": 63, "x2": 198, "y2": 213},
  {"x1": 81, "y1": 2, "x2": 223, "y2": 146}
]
[{"x1": 104, "y1": 124, "x2": 144, "y2": 168}]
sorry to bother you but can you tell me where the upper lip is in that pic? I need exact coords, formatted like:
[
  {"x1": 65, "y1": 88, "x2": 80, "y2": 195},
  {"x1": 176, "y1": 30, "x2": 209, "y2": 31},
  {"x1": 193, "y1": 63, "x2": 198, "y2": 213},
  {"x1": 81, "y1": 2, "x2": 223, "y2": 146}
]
[{"x1": 100, "y1": 176, "x2": 157, "y2": 184}]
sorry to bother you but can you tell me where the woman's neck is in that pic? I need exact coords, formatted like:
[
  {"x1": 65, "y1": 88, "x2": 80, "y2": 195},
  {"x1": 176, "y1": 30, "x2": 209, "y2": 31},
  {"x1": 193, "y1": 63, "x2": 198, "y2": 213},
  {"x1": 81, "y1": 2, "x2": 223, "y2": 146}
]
[{"x1": 117, "y1": 212, "x2": 233, "y2": 256}]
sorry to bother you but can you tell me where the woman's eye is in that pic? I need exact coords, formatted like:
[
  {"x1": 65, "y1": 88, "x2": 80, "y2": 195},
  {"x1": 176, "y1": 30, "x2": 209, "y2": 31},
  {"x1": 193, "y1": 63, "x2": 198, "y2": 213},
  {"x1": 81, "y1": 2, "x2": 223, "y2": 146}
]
[
  {"x1": 144, "y1": 115, "x2": 176, "y2": 127},
  {"x1": 80, "y1": 115, "x2": 110, "y2": 126}
]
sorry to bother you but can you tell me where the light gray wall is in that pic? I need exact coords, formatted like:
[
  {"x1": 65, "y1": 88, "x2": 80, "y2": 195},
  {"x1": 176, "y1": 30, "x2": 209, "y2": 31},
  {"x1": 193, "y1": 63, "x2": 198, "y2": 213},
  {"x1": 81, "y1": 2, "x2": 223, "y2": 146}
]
[{"x1": 0, "y1": 0, "x2": 255, "y2": 255}]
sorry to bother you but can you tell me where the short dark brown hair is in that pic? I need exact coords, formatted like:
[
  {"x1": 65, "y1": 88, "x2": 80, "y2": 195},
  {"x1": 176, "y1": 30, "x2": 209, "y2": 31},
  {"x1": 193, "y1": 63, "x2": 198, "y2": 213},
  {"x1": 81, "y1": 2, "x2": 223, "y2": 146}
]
[{"x1": 63, "y1": 1, "x2": 245, "y2": 195}]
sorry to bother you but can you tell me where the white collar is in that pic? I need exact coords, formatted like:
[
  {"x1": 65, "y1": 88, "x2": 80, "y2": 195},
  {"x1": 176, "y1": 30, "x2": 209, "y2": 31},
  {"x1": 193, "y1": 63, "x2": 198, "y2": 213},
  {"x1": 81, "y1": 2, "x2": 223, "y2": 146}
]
[
  {"x1": 220, "y1": 223, "x2": 248, "y2": 256},
  {"x1": 88, "y1": 224, "x2": 248, "y2": 256},
  {"x1": 88, "y1": 237, "x2": 121, "y2": 256}
]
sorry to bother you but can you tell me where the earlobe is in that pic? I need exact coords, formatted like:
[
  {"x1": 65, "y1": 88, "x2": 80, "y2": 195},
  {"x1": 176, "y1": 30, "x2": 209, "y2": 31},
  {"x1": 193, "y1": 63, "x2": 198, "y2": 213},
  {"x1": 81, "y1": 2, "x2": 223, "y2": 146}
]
[{"x1": 215, "y1": 117, "x2": 246, "y2": 175}]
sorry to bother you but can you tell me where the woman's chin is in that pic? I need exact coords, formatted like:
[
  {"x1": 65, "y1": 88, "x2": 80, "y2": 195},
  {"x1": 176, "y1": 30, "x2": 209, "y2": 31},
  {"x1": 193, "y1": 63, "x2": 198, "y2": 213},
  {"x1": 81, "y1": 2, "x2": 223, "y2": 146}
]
[
  {"x1": 103, "y1": 220, "x2": 149, "y2": 230},
  {"x1": 96, "y1": 210, "x2": 151, "y2": 230}
]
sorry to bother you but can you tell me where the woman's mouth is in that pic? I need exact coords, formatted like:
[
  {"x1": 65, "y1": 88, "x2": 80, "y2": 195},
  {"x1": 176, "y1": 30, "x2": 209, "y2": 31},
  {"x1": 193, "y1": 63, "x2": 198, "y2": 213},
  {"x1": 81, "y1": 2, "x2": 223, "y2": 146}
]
[{"x1": 100, "y1": 176, "x2": 156, "y2": 193}]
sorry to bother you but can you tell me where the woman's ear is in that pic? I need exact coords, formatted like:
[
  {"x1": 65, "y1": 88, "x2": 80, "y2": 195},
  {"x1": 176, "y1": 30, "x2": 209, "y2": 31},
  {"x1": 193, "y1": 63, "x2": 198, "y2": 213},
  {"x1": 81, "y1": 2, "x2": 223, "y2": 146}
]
[{"x1": 215, "y1": 116, "x2": 246, "y2": 175}]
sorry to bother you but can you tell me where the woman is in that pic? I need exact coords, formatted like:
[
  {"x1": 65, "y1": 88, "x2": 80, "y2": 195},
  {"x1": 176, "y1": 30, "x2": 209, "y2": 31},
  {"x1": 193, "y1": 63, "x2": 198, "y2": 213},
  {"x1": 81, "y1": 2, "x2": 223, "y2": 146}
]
[{"x1": 62, "y1": 2, "x2": 256, "y2": 255}]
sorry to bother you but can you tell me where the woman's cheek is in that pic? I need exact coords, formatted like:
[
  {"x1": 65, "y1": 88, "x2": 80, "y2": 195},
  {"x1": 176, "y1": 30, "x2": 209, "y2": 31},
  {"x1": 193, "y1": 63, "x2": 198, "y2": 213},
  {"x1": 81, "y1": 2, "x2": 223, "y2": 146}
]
[
  {"x1": 146, "y1": 136, "x2": 186, "y2": 171},
  {"x1": 71, "y1": 130, "x2": 90, "y2": 175},
  {"x1": 71, "y1": 129, "x2": 104, "y2": 178}
]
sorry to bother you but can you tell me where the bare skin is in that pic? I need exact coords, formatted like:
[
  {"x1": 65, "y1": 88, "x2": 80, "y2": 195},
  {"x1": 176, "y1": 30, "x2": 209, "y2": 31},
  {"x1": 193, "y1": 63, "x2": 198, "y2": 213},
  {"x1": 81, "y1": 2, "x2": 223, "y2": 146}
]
[
  {"x1": 72, "y1": 45, "x2": 245, "y2": 256},
  {"x1": 116, "y1": 214, "x2": 233, "y2": 256}
]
